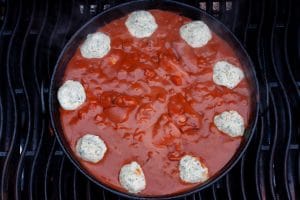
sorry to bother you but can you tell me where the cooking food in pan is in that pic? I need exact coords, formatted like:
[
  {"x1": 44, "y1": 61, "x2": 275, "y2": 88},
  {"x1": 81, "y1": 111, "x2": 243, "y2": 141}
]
[{"x1": 55, "y1": 9, "x2": 254, "y2": 196}]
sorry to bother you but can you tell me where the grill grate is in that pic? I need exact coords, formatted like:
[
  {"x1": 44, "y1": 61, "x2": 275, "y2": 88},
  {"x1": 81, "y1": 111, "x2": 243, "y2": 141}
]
[{"x1": 0, "y1": 0, "x2": 299, "y2": 199}]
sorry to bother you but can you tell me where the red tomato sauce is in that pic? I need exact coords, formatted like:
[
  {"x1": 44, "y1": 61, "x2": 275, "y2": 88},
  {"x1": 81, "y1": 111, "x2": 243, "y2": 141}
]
[{"x1": 60, "y1": 10, "x2": 252, "y2": 196}]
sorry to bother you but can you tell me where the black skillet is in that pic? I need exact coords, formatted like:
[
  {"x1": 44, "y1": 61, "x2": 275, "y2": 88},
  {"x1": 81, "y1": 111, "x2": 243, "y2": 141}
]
[{"x1": 49, "y1": 0, "x2": 259, "y2": 199}]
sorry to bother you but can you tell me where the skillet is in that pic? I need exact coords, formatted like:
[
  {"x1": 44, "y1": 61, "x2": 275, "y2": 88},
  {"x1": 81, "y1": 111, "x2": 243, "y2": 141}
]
[{"x1": 49, "y1": 0, "x2": 259, "y2": 199}]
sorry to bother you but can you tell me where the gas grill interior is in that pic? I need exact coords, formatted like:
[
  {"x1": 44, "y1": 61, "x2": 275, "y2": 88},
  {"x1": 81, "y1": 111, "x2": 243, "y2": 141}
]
[{"x1": 0, "y1": 0, "x2": 299, "y2": 199}]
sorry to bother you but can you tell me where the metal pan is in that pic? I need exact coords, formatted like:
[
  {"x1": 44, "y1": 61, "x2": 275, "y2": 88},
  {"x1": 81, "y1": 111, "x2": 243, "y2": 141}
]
[{"x1": 49, "y1": 0, "x2": 259, "y2": 199}]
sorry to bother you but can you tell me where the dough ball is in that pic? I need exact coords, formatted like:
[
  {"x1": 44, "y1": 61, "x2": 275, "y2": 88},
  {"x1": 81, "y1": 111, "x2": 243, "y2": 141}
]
[
  {"x1": 125, "y1": 10, "x2": 158, "y2": 38},
  {"x1": 80, "y1": 32, "x2": 111, "y2": 59},
  {"x1": 76, "y1": 134, "x2": 107, "y2": 163},
  {"x1": 179, "y1": 21, "x2": 212, "y2": 48},
  {"x1": 213, "y1": 61, "x2": 245, "y2": 89},
  {"x1": 119, "y1": 161, "x2": 146, "y2": 194},
  {"x1": 57, "y1": 80, "x2": 86, "y2": 110},
  {"x1": 214, "y1": 110, "x2": 245, "y2": 137},
  {"x1": 179, "y1": 155, "x2": 208, "y2": 183}
]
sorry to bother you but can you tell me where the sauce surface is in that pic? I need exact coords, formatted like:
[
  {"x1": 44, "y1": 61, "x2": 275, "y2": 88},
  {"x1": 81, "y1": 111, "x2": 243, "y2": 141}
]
[{"x1": 60, "y1": 10, "x2": 252, "y2": 196}]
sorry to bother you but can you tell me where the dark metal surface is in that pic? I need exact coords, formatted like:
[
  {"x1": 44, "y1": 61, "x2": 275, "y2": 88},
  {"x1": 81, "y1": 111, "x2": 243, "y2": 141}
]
[{"x1": 0, "y1": 0, "x2": 299, "y2": 199}]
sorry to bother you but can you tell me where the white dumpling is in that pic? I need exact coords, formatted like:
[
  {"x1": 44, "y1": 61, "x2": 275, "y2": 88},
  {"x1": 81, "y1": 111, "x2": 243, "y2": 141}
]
[
  {"x1": 80, "y1": 32, "x2": 111, "y2": 58},
  {"x1": 125, "y1": 10, "x2": 158, "y2": 38},
  {"x1": 76, "y1": 134, "x2": 107, "y2": 163},
  {"x1": 179, "y1": 155, "x2": 208, "y2": 183},
  {"x1": 214, "y1": 110, "x2": 245, "y2": 137},
  {"x1": 179, "y1": 21, "x2": 212, "y2": 48},
  {"x1": 213, "y1": 61, "x2": 245, "y2": 89},
  {"x1": 119, "y1": 161, "x2": 146, "y2": 194},
  {"x1": 57, "y1": 80, "x2": 86, "y2": 110}
]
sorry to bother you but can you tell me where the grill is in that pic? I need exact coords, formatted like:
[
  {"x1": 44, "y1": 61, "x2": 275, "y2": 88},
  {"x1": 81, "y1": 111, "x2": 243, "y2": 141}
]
[{"x1": 0, "y1": 0, "x2": 299, "y2": 199}]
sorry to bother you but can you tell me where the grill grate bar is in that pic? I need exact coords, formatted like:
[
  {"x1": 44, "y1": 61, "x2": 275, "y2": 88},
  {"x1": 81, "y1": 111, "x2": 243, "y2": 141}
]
[
  {"x1": 44, "y1": 138, "x2": 58, "y2": 200},
  {"x1": 269, "y1": 0, "x2": 293, "y2": 198},
  {"x1": 73, "y1": 168, "x2": 78, "y2": 200},
  {"x1": 242, "y1": 0, "x2": 251, "y2": 45},
  {"x1": 196, "y1": 191, "x2": 202, "y2": 200},
  {"x1": 268, "y1": 90, "x2": 279, "y2": 199},
  {"x1": 101, "y1": 187, "x2": 107, "y2": 200},
  {"x1": 86, "y1": 181, "x2": 91, "y2": 200},
  {"x1": 14, "y1": 0, "x2": 36, "y2": 198},
  {"x1": 238, "y1": 0, "x2": 252, "y2": 198},
  {"x1": 253, "y1": 0, "x2": 268, "y2": 196},
  {"x1": 239, "y1": 157, "x2": 246, "y2": 199},
  {"x1": 255, "y1": 117, "x2": 265, "y2": 200},
  {"x1": 211, "y1": 184, "x2": 217, "y2": 200},
  {"x1": 225, "y1": 174, "x2": 232, "y2": 200},
  {"x1": 58, "y1": 156, "x2": 65, "y2": 200},
  {"x1": 230, "y1": 0, "x2": 239, "y2": 33},
  {"x1": 0, "y1": 0, "x2": 5, "y2": 144},
  {"x1": 45, "y1": 0, "x2": 62, "y2": 78},
  {"x1": 282, "y1": 0, "x2": 296, "y2": 190},
  {"x1": 0, "y1": 2, "x2": 7, "y2": 34},
  {"x1": 29, "y1": 116, "x2": 45, "y2": 200},
  {"x1": 283, "y1": 0, "x2": 300, "y2": 99},
  {"x1": 1, "y1": 0, "x2": 21, "y2": 199},
  {"x1": 39, "y1": 1, "x2": 62, "y2": 199},
  {"x1": 0, "y1": 97, "x2": 3, "y2": 143},
  {"x1": 33, "y1": 0, "x2": 49, "y2": 93}
]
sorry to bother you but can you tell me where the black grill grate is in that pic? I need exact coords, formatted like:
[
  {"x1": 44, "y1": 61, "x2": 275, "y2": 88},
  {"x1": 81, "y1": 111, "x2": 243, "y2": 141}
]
[{"x1": 0, "y1": 0, "x2": 299, "y2": 199}]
